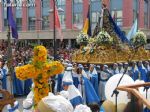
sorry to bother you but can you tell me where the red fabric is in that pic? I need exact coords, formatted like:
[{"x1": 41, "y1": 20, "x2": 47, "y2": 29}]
[{"x1": 55, "y1": 6, "x2": 63, "y2": 41}]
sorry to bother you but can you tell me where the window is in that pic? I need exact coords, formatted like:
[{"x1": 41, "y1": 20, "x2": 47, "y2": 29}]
[
  {"x1": 28, "y1": 0, "x2": 35, "y2": 8},
  {"x1": 144, "y1": 0, "x2": 148, "y2": 28},
  {"x1": 73, "y1": 13, "x2": 83, "y2": 29},
  {"x1": 92, "y1": 12, "x2": 99, "y2": 23},
  {"x1": 111, "y1": 10, "x2": 123, "y2": 27},
  {"x1": 41, "y1": 0, "x2": 50, "y2": 7},
  {"x1": 59, "y1": 14, "x2": 65, "y2": 29},
  {"x1": 73, "y1": 13, "x2": 83, "y2": 23},
  {"x1": 59, "y1": 14, "x2": 65, "y2": 24},
  {"x1": 74, "y1": 0, "x2": 82, "y2": 4},
  {"x1": 16, "y1": 18, "x2": 22, "y2": 31},
  {"x1": 42, "y1": 16, "x2": 49, "y2": 30},
  {"x1": 28, "y1": 17, "x2": 35, "y2": 30},
  {"x1": 14, "y1": 0, "x2": 22, "y2": 9},
  {"x1": 28, "y1": 0, "x2": 35, "y2": 5},
  {"x1": 57, "y1": 0, "x2": 65, "y2": 5},
  {"x1": 92, "y1": 12, "x2": 99, "y2": 29}
]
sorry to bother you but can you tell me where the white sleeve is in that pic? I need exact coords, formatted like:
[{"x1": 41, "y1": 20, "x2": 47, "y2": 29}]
[
  {"x1": 23, "y1": 99, "x2": 33, "y2": 109},
  {"x1": 23, "y1": 91, "x2": 34, "y2": 109},
  {"x1": 26, "y1": 91, "x2": 34, "y2": 99},
  {"x1": 0, "y1": 73, "x2": 3, "y2": 79}
]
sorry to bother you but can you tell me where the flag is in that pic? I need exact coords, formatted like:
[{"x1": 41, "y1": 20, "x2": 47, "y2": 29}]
[
  {"x1": 55, "y1": 5, "x2": 63, "y2": 41},
  {"x1": 7, "y1": 0, "x2": 18, "y2": 39},
  {"x1": 82, "y1": 5, "x2": 92, "y2": 37},
  {"x1": 108, "y1": 9, "x2": 129, "y2": 43},
  {"x1": 126, "y1": 19, "x2": 137, "y2": 41}
]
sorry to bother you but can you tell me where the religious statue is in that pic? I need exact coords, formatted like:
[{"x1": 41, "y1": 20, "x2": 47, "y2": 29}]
[{"x1": 16, "y1": 45, "x2": 64, "y2": 107}]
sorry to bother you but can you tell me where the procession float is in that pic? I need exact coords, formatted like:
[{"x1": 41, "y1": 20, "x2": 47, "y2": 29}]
[{"x1": 72, "y1": 5, "x2": 150, "y2": 64}]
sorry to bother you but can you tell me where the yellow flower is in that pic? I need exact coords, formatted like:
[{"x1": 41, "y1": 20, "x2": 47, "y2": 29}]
[{"x1": 16, "y1": 45, "x2": 64, "y2": 106}]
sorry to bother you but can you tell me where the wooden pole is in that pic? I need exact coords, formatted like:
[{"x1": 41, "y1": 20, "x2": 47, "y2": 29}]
[{"x1": 7, "y1": 25, "x2": 13, "y2": 95}]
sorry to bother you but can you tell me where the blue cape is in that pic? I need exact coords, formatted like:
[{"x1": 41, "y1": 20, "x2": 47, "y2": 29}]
[{"x1": 83, "y1": 76, "x2": 100, "y2": 104}]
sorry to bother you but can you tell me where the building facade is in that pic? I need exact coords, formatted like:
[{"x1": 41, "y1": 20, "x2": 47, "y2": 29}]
[{"x1": 0, "y1": 0, "x2": 150, "y2": 47}]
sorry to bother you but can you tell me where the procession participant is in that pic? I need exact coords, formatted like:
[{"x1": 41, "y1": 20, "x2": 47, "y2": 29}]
[
  {"x1": 138, "y1": 61, "x2": 148, "y2": 82},
  {"x1": 2, "y1": 61, "x2": 10, "y2": 92},
  {"x1": 3, "y1": 61, "x2": 8, "y2": 74},
  {"x1": 55, "y1": 62, "x2": 68, "y2": 93},
  {"x1": 37, "y1": 92, "x2": 73, "y2": 112},
  {"x1": 123, "y1": 62, "x2": 130, "y2": 74},
  {"x1": 62, "y1": 66, "x2": 83, "y2": 107},
  {"x1": 72, "y1": 63, "x2": 79, "y2": 88},
  {"x1": 24, "y1": 78, "x2": 32, "y2": 95},
  {"x1": 78, "y1": 64, "x2": 88, "y2": 78},
  {"x1": 96, "y1": 65, "x2": 101, "y2": 85},
  {"x1": 99, "y1": 65, "x2": 111, "y2": 102},
  {"x1": 118, "y1": 63, "x2": 124, "y2": 74},
  {"x1": 144, "y1": 61, "x2": 150, "y2": 82},
  {"x1": 0, "y1": 61, "x2": 3, "y2": 98},
  {"x1": 0, "y1": 61, "x2": 7, "y2": 90},
  {"x1": 23, "y1": 84, "x2": 34, "y2": 112},
  {"x1": 59, "y1": 90, "x2": 69, "y2": 100},
  {"x1": 111, "y1": 63, "x2": 119, "y2": 75},
  {"x1": 124, "y1": 93, "x2": 143, "y2": 112},
  {"x1": 55, "y1": 72, "x2": 64, "y2": 93},
  {"x1": 77, "y1": 65, "x2": 100, "y2": 105},
  {"x1": 83, "y1": 64, "x2": 89, "y2": 74},
  {"x1": 144, "y1": 61, "x2": 150, "y2": 71},
  {"x1": 129, "y1": 62, "x2": 140, "y2": 81},
  {"x1": 88, "y1": 64, "x2": 99, "y2": 97}
]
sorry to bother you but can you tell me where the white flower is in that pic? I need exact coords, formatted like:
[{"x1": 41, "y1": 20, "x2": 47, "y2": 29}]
[
  {"x1": 76, "y1": 31, "x2": 89, "y2": 45},
  {"x1": 96, "y1": 30, "x2": 113, "y2": 45},
  {"x1": 131, "y1": 31, "x2": 147, "y2": 46}
]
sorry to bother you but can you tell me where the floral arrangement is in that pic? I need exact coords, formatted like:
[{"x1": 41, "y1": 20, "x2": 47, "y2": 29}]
[
  {"x1": 88, "y1": 38, "x2": 96, "y2": 44},
  {"x1": 131, "y1": 31, "x2": 147, "y2": 47},
  {"x1": 95, "y1": 30, "x2": 113, "y2": 46},
  {"x1": 16, "y1": 45, "x2": 64, "y2": 107},
  {"x1": 76, "y1": 31, "x2": 89, "y2": 46}
]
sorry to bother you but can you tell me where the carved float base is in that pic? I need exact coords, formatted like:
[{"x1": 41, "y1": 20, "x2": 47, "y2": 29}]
[{"x1": 72, "y1": 47, "x2": 150, "y2": 64}]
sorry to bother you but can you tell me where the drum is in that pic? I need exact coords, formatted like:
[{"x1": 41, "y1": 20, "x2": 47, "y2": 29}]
[{"x1": 105, "y1": 74, "x2": 134, "y2": 104}]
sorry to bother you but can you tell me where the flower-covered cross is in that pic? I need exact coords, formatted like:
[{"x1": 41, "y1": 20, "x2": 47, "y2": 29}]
[{"x1": 16, "y1": 46, "x2": 64, "y2": 106}]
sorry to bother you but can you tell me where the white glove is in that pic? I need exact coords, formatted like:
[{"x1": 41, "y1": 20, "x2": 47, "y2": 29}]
[
  {"x1": 7, "y1": 101, "x2": 20, "y2": 112},
  {"x1": 23, "y1": 99, "x2": 33, "y2": 109}
]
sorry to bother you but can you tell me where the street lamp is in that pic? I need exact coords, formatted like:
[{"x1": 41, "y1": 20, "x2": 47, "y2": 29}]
[
  {"x1": 31, "y1": 17, "x2": 44, "y2": 45},
  {"x1": 48, "y1": 4, "x2": 64, "y2": 60}
]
